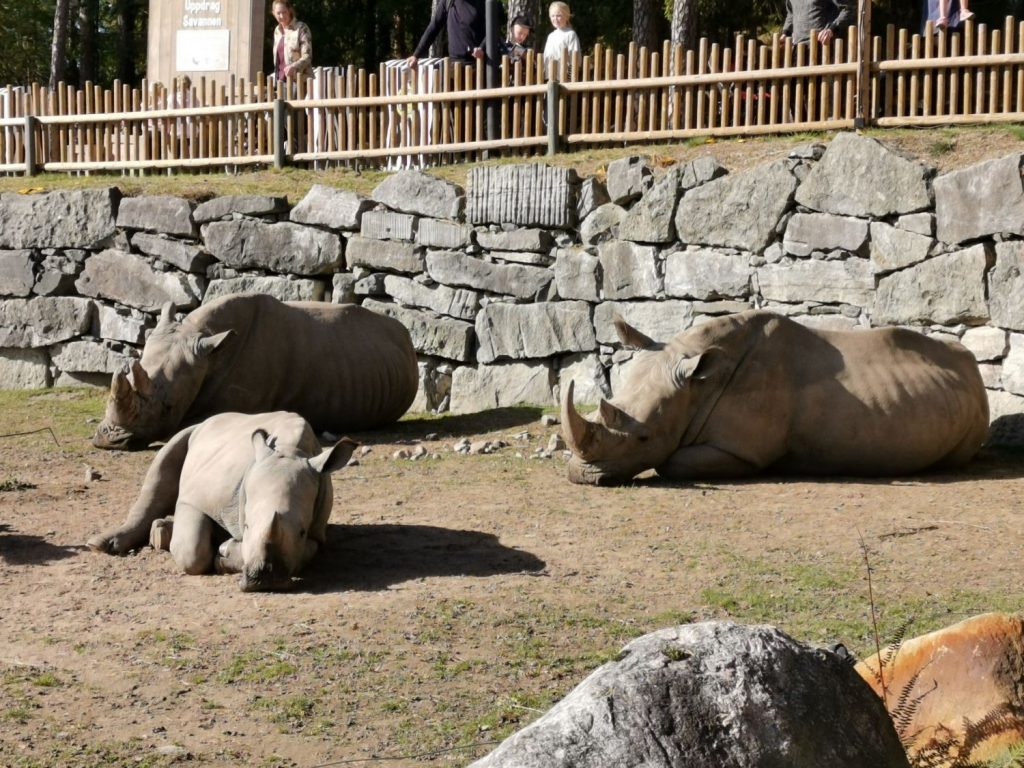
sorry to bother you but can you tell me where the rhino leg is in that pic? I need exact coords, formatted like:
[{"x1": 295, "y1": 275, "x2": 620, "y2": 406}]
[
  {"x1": 656, "y1": 444, "x2": 760, "y2": 480},
  {"x1": 168, "y1": 502, "x2": 218, "y2": 575},
  {"x1": 87, "y1": 425, "x2": 197, "y2": 555},
  {"x1": 214, "y1": 539, "x2": 243, "y2": 575}
]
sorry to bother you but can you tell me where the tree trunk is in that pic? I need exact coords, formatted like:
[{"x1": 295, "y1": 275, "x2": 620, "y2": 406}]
[
  {"x1": 49, "y1": 0, "x2": 72, "y2": 88},
  {"x1": 633, "y1": 0, "x2": 660, "y2": 51},
  {"x1": 79, "y1": 0, "x2": 99, "y2": 84},
  {"x1": 671, "y1": 0, "x2": 697, "y2": 52},
  {"x1": 116, "y1": 0, "x2": 139, "y2": 84}
]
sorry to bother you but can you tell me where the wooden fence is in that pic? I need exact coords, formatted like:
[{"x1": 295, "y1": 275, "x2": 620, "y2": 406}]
[{"x1": 2, "y1": 18, "x2": 1024, "y2": 176}]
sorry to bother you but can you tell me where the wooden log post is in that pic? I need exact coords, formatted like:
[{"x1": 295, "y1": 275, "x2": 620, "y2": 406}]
[
  {"x1": 546, "y1": 78, "x2": 561, "y2": 155},
  {"x1": 24, "y1": 115, "x2": 38, "y2": 176},
  {"x1": 855, "y1": 0, "x2": 873, "y2": 127},
  {"x1": 273, "y1": 97, "x2": 287, "y2": 168}
]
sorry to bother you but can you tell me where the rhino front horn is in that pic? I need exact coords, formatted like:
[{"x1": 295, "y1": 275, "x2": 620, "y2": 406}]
[{"x1": 561, "y1": 380, "x2": 596, "y2": 459}]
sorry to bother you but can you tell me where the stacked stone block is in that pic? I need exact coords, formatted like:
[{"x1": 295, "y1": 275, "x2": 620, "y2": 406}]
[{"x1": 1, "y1": 135, "x2": 1023, "y2": 442}]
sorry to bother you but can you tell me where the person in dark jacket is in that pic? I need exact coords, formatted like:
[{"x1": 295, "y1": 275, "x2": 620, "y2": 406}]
[
  {"x1": 406, "y1": 0, "x2": 490, "y2": 68},
  {"x1": 782, "y1": 0, "x2": 854, "y2": 45}
]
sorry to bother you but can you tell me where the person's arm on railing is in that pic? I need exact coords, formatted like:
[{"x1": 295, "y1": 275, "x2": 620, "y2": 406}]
[
  {"x1": 407, "y1": 3, "x2": 449, "y2": 68},
  {"x1": 819, "y1": 0, "x2": 855, "y2": 44}
]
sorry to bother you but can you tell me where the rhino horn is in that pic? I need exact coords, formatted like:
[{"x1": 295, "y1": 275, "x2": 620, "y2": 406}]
[
  {"x1": 129, "y1": 360, "x2": 153, "y2": 397},
  {"x1": 613, "y1": 314, "x2": 661, "y2": 351},
  {"x1": 561, "y1": 380, "x2": 600, "y2": 459},
  {"x1": 110, "y1": 367, "x2": 133, "y2": 401}
]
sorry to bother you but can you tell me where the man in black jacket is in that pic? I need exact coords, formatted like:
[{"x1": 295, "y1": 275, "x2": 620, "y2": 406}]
[
  {"x1": 406, "y1": 0, "x2": 490, "y2": 67},
  {"x1": 782, "y1": 0, "x2": 854, "y2": 45}
]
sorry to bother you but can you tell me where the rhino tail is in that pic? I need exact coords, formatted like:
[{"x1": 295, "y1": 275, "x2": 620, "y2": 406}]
[{"x1": 87, "y1": 424, "x2": 199, "y2": 555}]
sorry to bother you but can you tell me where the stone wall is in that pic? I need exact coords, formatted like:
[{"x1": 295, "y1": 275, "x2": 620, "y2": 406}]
[{"x1": 2, "y1": 131, "x2": 1023, "y2": 441}]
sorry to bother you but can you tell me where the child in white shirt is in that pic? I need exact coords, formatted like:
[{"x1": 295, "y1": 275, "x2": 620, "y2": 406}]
[{"x1": 543, "y1": 1, "x2": 580, "y2": 70}]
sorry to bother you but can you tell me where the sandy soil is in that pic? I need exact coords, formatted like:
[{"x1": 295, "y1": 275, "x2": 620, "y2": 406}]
[{"x1": 2, "y1": 387, "x2": 1024, "y2": 768}]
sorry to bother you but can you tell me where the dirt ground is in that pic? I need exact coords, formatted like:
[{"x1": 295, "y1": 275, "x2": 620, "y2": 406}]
[{"x1": 2, "y1": 387, "x2": 1024, "y2": 768}]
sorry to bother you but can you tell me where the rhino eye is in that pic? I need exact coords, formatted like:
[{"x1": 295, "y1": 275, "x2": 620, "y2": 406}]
[
  {"x1": 637, "y1": 435, "x2": 649, "y2": 443},
  {"x1": 299, "y1": 528, "x2": 307, "y2": 538}
]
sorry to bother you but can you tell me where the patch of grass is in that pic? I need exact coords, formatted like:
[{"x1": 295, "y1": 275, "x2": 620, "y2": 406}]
[
  {"x1": 0, "y1": 388, "x2": 108, "y2": 457},
  {"x1": 218, "y1": 649, "x2": 297, "y2": 684},
  {"x1": 30, "y1": 672, "x2": 58, "y2": 688},
  {"x1": 253, "y1": 693, "x2": 319, "y2": 733}
]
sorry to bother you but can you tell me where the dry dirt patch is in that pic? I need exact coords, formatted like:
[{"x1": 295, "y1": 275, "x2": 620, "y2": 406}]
[{"x1": 2, "y1": 389, "x2": 1024, "y2": 767}]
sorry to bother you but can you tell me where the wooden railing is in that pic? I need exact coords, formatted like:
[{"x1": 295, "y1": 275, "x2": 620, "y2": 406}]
[{"x1": 2, "y1": 18, "x2": 1023, "y2": 176}]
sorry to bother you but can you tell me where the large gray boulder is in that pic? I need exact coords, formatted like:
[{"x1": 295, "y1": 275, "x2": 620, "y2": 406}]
[
  {"x1": 605, "y1": 155, "x2": 653, "y2": 205},
  {"x1": 617, "y1": 167, "x2": 681, "y2": 244},
  {"x1": 990, "y1": 241, "x2": 1024, "y2": 332},
  {"x1": 289, "y1": 185, "x2": 371, "y2": 230},
  {"x1": 116, "y1": 195, "x2": 196, "y2": 238},
  {"x1": 934, "y1": 153, "x2": 1024, "y2": 244},
  {"x1": 0, "y1": 297, "x2": 94, "y2": 347},
  {"x1": 795, "y1": 131, "x2": 933, "y2": 217},
  {"x1": 203, "y1": 219, "x2": 342, "y2": 275},
  {"x1": 75, "y1": 249, "x2": 203, "y2": 312},
  {"x1": 450, "y1": 361, "x2": 554, "y2": 413},
  {"x1": 426, "y1": 251, "x2": 552, "y2": 300},
  {"x1": 476, "y1": 301, "x2": 596, "y2": 363},
  {"x1": 193, "y1": 194, "x2": 289, "y2": 224},
  {"x1": 873, "y1": 245, "x2": 991, "y2": 325},
  {"x1": 0, "y1": 250, "x2": 35, "y2": 297},
  {"x1": 675, "y1": 160, "x2": 797, "y2": 253},
  {"x1": 362, "y1": 298, "x2": 475, "y2": 362},
  {"x1": 470, "y1": 621, "x2": 909, "y2": 768},
  {"x1": 372, "y1": 170, "x2": 464, "y2": 220},
  {"x1": 0, "y1": 188, "x2": 118, "y2": 249},
  {"x1": 598, "y1": 241, "x2": 661, "y2": 299}
]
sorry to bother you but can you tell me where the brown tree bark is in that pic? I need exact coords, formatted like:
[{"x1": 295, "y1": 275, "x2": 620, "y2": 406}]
[
  {"x1": 79, "y1": 0, "x2": 98, "y2": 84},
  {"x1": 671, "y1": 0, "x2": 697, "y2": 52},
  {"x1": 633, "y1": 0, "x2": 660, "y2": 51},
  {"x1": 49, "y1": 0, "x2": 72, "y2": 88}
]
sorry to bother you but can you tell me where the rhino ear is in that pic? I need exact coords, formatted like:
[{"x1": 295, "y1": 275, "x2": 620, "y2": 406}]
[
  {"x1": 158, "y1": 302, "x2": 177, "y2": 327},
  {"x1": 251, "y1": 429, "x2": 276, "y2": 461},
  {"x1": 191, "y1": 330, "x2": 234, "y2": 357},
  {"x1": 672, "y1": 349, "x2": 716, "y2": 388},
  {"x1": 310, "y1": 437, "x2": 359, "y2": 475},
  {"x1": 129, "y1": 360, "x2": 153, "y2": 397},
  {"x1": 614, "y1": 314, "x2": 661, "y2": 351},
  {"x1": 598, "y1": 399, "x2": 631, "y2": 431}
]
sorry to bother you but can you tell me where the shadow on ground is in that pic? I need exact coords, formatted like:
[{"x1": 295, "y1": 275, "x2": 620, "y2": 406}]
[
  {"x1": 347, "y1": 407, "x2": 546, "y2": 445},
  {"x1": 300, "y1": 523, "x2": 546, "y2": 593},
  {"x1": 0, "y1": 524, "x2": 79, "y2": 566}
]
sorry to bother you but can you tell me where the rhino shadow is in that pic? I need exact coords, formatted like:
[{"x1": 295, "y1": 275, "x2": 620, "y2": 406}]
[
  {"x1": 299, "y1": 523, "x2": 546, "y2": 592},
  {"x1": 348, "y1": 406, "x2": 545, "y2": 444},
  {"x1": 0, "y1": 524, "x2": 79, "y2": 566}
]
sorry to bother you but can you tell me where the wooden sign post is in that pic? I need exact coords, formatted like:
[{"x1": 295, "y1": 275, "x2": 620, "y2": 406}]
[{"x1": 147, "y1": 0, "x2": 267, "y2": 87}]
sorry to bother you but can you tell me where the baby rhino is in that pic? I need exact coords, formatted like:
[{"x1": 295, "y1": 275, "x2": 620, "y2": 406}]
[{"x1": 88, "y1": 412, "x2": 356, "y2": 591}]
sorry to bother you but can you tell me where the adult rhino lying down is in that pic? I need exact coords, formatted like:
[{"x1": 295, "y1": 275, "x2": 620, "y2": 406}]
[
  {"x1": 93, "y1": 293, "x2": 418, "y2": 449},
  {"x1": 563, "y1": 310, "x2": 989, "y2": 485},
  {"x1": 88, "y1": 412, "x2": 357, "y2": 591}
]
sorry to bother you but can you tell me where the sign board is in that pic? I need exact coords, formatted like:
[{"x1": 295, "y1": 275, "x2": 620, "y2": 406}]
[{"x1": 148, "y1": 0, "x2": 265, "y2": 86}]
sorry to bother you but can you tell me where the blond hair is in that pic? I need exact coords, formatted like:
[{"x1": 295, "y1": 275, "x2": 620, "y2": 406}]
[{"x1": 549, "y1": 1, "x2": 571, "y2": 20}]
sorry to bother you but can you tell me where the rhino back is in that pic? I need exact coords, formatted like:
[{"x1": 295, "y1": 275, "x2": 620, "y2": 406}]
[
  {"x1": 703, "y1": 317, "x2": 989, "y2": 475},
  {"x1": 177, "y1": 411, "x2": 319, "y2": 537},
  {"x1": 181, "y1": 295, "x2": 418, "y2": 432}
]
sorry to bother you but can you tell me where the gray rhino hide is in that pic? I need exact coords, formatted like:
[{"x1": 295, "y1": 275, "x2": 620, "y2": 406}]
[{"x1": 94, "y1": 293, "x2": 418, "y2": 449}]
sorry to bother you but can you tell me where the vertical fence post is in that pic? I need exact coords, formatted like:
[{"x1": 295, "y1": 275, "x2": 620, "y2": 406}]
[
  {"x1": 273, "y1": 98, "x2": 288, "y2": 168},
  {"x1": 546, "y1": 78, "x2": 561, "y2": 155},
  {"x1": 855, "y1": 0, "x2": 873, "y2": 128},
  {"x1": 24, "y1": 115, "x2": 38, "y2": 176},
  {"x1": 485, "y1": 0, "x2": 500, "y2": 145}
]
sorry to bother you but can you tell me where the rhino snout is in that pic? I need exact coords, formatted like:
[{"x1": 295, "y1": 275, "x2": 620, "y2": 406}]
[
  {"x1": 567, "y1": 457, "x2": 628, "y2": 486},
  {"x1": 92, "y1": 422, "x2": 137, "y2": 450},
  {"x1": 239, "y1": 557, "x2": 294, "y2": 592}
]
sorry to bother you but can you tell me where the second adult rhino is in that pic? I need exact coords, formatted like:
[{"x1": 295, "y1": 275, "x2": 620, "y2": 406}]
[{"x1": 93, "y1": 294, "x2": 419, "y2": 450}]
